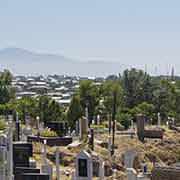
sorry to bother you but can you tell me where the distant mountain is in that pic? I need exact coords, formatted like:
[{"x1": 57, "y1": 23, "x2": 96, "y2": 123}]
[{"x1": 0, "y1": 48, "x2": 126, "y2": 76}]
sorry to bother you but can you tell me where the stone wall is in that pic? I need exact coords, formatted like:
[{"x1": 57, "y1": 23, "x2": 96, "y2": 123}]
[{"x1": 151, "y1": 167, "x2": 180, "y2": 180}]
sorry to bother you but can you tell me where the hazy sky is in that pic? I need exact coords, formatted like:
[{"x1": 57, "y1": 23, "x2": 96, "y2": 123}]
[{"x1": 0, "y1": 0, "x2": 180, "y2": 69}]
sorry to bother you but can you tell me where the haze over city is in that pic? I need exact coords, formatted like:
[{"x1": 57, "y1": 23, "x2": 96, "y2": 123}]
[{"x1": 0, "y1": 0, "x2": 180, "y2": 76}]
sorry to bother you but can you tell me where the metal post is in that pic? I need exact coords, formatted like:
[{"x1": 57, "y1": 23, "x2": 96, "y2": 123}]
[
  {"x1": 111, "y1": 91, "x2": 116, "y2": 156},
  {"x1": 56, "y1": 147, "x2": 60, "y2": 180}
]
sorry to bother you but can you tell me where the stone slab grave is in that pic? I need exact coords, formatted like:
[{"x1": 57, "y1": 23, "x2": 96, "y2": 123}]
[
  {"x1": 13, "y1": 142, "x2": 33, "y2": 168},
  {"x1": 123, "y1": 149, "x2": 138, "y2": 169},
  {"x1": 22, "y1": 173, "x2": 49, "y2": 180},
  {"x1": 136, "y1": 114, "x2": 163, "y2": 142},
  {"x1": 14, "y1": 167, "x2": 40, "y2": 180},
  {"x1": 151, "y1": 166, "x2": 180, "y2": 180},
  {"x1": 27, "y1": 135, "x2": 72, "y2": 146}
]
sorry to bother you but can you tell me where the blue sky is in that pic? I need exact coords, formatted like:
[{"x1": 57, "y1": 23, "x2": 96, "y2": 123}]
[{"x1": 0, "y1": 0, "x2": 180, "y2": 71}]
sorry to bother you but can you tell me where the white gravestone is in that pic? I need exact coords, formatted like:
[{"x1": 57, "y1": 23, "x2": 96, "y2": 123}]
[
  {"x1": 0, "y1": 135, "x2": 6, "y2": 180},
  {"x1": 123, "y1": 150, "x2": 138, "y2": 169},
  {"x1": 157, "y1": 113, "x2": 161, "y2": 127},
  {"x1": 41, "y1": 140, "x2": 53, "y2": 180},
  {"x1": 99, "y1": 158, "x2": 105, "y2": 180},
  {"x1": 7, "y1": 115, "x2": 14, "y2": 180},
  {"x1": 75, "y1": 150, "x2": 92, "y2": 180},
  {"x1": 108, "y1": 136, "x2": 112, "y2": 157},
  {"x1": 85, "y1": 108, "x2": 89, "y2": 130},
  {"x1": 97, "y1": 115, "x2": 100, "y2": 125},
  {"x1": 126, "y1": 168, "x2": 137, "y2": 180}
]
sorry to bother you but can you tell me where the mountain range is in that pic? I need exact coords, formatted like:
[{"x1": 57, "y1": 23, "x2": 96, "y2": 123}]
[
  {"x1": 0, "y1": 48, "x2": 128, "y2": 77},
  {"x1": 0, "y1": 48, "x2": 178, "y2": 76}
]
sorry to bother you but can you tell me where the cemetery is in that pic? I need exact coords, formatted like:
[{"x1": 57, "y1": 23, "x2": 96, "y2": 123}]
[{"x1": 1, "y1": 111, "x2": 180, "y2": 180}]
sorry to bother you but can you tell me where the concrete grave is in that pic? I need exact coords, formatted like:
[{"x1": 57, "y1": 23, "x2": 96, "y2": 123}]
[
  {"x1": 123, "y1": 149, "x2": 138, "y2": 169},
  {"x1": 75, "y1": 150, "x2": 93, "y2": 180}
]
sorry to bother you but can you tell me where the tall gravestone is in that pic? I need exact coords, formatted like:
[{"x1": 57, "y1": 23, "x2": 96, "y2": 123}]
[
  {"x1": 0, "y1": 135, "x2": 6, "y2": 180},
  {"x1": 136, "y1": 115, "x2": 145, "y2": 142},
  {"x1": 157, "y1": 113, "x2": 161, "y2": 127},
  {"x1": 55, "y1": 147, "x2": 60, "y2": 180},
  {"x1": 15, "y1": 112, "x2": 20, "y2": 141},
  {"x1": 41, "y1": 140, "x2": 53, "y2": 180},
  {"x1": 7, "y1": 115, "x2": 14, "y2": 180},
  {"x1": 123, "y1": 149, "x2": 138, "y2": 169},
  {"x1": 79, "y1": 117, "x2": 88, "y2": 139}
]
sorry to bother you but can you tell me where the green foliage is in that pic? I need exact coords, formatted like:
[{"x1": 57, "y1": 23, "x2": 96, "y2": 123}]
[
  {"x1": 121, "y1": 69, "x2": 154, "y2": 108},
  {"x1": 16, "y1": 97, "x2": 38, "y2": 121},
  {"x1": 38, "y1": 96, "x2": 63, "y2": 124},
  {"x1": 116, "y1": 112, "x2": 131, "y2": 130},
  {"x1": 90, "y1": 124, "x2": 105, "y2": 129},
  {"x1": 0, "y1": 119, "x2": 6, "y2": 131},
  {"x1": 40, "y1": 130, "x2": 58, "y2": 137},
  {"x1": 67, "y1": 95, "x2": 83, "y2": 129},
  {"x1": 79, "y1": 80, "x2": 99, "y2": 120},
  {"x1": 100, "y1": 80, "x2": 123, "y2": 115},
  {"x1": 0, "y1": 70, "x2": 14, "y2": 104}
]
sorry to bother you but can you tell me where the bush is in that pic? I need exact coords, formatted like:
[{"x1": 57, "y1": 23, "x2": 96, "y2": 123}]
[
  {"x1": 116, "y1": 113, "x2": 131, "y2": 130},
  {"x1": 90, "y1": 124, "x2": 106, "y2": 129},
  {"x1": 40, "y1": 130, "x2": 58, "y2": 137},
  {"x1": 0, "y1": 120, "x2": 6, "y2": 131}
]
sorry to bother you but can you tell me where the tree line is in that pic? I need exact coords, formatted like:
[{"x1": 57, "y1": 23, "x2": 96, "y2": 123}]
[{"x1": 1, "y1": 68, "x2": 180, "y2": 130}]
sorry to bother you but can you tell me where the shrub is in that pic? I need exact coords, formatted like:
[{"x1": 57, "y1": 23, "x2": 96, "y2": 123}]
[
  {"x1": 40, "y1": 130, "x2": 58, "y2": 137},
  {"x1": 116, "y1": 113, "x2": 131, "y2": 130},
  {"x1": 0, "y1": 120, "x2": 6, "y2": 131},
  {"x1": 90, "y1": 124, "x2": 106, "y2": 129}
]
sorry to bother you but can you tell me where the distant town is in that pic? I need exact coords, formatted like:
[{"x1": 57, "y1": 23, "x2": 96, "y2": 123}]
[{"x1": 13, "y1": 74, "x2": 108, "y2": 105}]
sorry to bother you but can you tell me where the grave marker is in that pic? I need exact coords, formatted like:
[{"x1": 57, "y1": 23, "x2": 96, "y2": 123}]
[{"x1": 75, "y1": 150, "x2": 92, "y2": 180}]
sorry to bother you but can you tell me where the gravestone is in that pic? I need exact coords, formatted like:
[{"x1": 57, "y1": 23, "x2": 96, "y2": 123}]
[
  {"x1": 126, "y1": 168, "x2": 137, "y2": 180},
  {"x1": 108, "y1": 136, "x2": 112, "y2": 157},
  {"x1": 13, "y1": 146, "x2": 30, "y2": 167},
  {"x1": 22, "y1": 173, "x2": 49, "y2": 180},
  {"x1": 14, "y1": 167, "x2": 40, "y2": 180},
  {"x1": 136, "y1": 115, "x2": 145, "y2": 142},
  {"x1": 157, "y1": 113, "x2": 161, "y2": 127},
  {"x1": 75, "y1": 150, "x2": 93, "y2": 180},
  {"x1": 123, "y1": 149, "x2": 138, "y2": 169},
  {"x1": 108, "y1": 114, "x2": 112, "y2": 135},
  {"x1": 15, "y1": 112, "x2": 21, "y2": 141},
  {"x1": 55, "y1": 147, "x2": 60, "y2": 180},
  {"x1": 85, "y1": 107, "x2": 89, "y2": 127},
  {"x1": 22, "y1": 117, "x2": 32, "y2": 142},
  {"x1": 99, "y1": 158, "x2": 105, "y2": 180},
  {"x1": 0, "y1": 146, "x2": 6, "y2": 180},
  {"x1": 41, "y1": 140, "x2": 53, "y2": 180},
  {"x1": 13, "y1": 142, "x2": 33, "y2": 168},
  {"x1": 97, "y1": 115, "x2": 100, "y2": 125},
  {"x1": 79, "y1": 117, "x2": 88, "y2": 138},
  {"x1": 7, "y1": 115, "x2": 14, "y2": 180},
  {"x1": 89, "y1": 128, "x2": 94, "y2": 150}
]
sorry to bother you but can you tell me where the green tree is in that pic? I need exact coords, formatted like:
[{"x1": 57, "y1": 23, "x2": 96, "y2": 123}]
[
  {"x1": 121, "y1": 69, "x2": 153, "y2": 108},
  {"x1": 67, "y1": 95, "x2": 83, "y2": 129},
  {"x1": 0, "y1": 70, "x2": 15, "y2": 104},
  {"x1": 79, "y1": 80, "x2": 99, "y2": 121},
  {"x1": 100, "y1": 80, "x2": 123, "y2": 115}
]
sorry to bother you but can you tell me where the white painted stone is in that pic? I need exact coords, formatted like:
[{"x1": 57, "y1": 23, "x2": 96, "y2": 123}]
[
  {"x1": 75, "y1": 150, "x2": 92, "y2": 180},
  {"x1": 99, "y1": 158, "x2": 104, "y2": 180},
  {"x1": 126, "y1": 168, "x2": 137, "y2": 180},
  {"x1": 56, "y1": 147, "x2": 60, "y2": 180},
  {"x1": 124, "y1": 149, "x2": 137, "y2": 169},
  {"x1": 41, "y1": 164, "x2": 53, "y2": 180}
]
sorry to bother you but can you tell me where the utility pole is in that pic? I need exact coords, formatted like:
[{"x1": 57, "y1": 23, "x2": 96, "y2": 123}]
[{"x1": 111, "y1": 90, "x2": 117, "y2": 156}]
